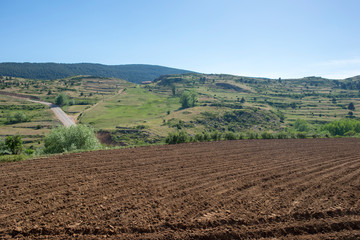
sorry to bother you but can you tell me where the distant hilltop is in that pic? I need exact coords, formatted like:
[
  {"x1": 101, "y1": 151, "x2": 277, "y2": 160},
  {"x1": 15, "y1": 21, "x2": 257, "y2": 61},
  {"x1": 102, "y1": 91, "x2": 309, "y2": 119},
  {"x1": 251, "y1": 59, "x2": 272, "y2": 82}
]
[{"x1": 0, "y1": 62, "x2": 194, "y2": 84}]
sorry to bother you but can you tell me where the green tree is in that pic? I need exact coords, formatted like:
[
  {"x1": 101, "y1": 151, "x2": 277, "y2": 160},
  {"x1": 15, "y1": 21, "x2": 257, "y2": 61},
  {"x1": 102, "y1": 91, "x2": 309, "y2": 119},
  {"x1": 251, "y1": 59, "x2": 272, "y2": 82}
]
[
  {"x1": 348, "y1": 102, "x2": 355, "y2": 111},
  {"x1": 322, "y1": 119, "x2": 360, "y2": 136},
  {"x1": 171, "y1": 85, "x2": 176, "y2": 96},
  {"x1": 5, "y1": 112, "x2": 29, "y2": 124},
  {"x1": 294, "y1": 119, "x2": 310, "y2": 132},
  {"x1": 180, "y1": 90, "x2": 197, "y2": 108},
  {"x1": 44, "y1": 125, "x2": 101, "y2": 154},
  {"x1": 240, "y1": 97, "x2": 245, "y2": 103},
  {"x1": 5, "y1": 135, "x2": 23, "y2": 154},
  {"x1": 55, "y1": 93, "x2": 69, "y2": 106},
  {"x1": 0, "y1": 137, "x2": 11, "y2": 155},
  {"x1": 13, "y1": 112, "x2": 28, "y2": 123}
]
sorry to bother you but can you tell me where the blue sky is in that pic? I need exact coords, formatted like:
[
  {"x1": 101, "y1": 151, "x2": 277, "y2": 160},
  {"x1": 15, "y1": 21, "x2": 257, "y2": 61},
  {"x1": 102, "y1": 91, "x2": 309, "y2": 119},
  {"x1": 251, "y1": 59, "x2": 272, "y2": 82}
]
[{"x1": 1, "y1": 0, "x2": 359, "y2": 79}]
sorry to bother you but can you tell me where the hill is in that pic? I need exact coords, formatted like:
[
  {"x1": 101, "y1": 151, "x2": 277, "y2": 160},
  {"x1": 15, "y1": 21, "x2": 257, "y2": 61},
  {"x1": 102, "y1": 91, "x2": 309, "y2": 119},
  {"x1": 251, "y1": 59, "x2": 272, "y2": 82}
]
[
  {"x1": 0, "y1": 62, "x2": 193, "y2": 83},
  {"x1": 1, "y1": 72, "x2": 360, "y2": 147}
]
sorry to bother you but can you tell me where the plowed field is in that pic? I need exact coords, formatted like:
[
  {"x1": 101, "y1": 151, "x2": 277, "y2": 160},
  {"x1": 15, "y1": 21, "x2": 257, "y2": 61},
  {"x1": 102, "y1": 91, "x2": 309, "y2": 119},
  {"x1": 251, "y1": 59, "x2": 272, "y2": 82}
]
[{"x1": 1, "y1": 138, "x2": 360, "y2": 239}]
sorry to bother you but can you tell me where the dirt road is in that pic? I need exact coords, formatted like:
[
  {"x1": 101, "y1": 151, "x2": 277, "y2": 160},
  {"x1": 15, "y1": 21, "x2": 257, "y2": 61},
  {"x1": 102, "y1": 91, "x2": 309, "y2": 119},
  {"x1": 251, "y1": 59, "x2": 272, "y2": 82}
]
[
  {"x1": 28, "y1": 99, "x2": 75, "y2": 127},
  {"x1": 0, "y1": 91, "x2": 75, "y2": 127},
  {"x1": 0, "y1": 138, "x2": 359, "y2": 239}
]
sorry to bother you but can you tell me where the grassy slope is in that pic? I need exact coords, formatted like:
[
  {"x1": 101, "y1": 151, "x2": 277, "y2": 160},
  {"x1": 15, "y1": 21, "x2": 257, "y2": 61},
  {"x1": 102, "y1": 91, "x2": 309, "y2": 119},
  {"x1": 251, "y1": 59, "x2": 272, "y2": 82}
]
[
  {"x1": 1, "y1": 73, "x2": 360, "y2": 146},
  {"x1": 0, "y1": 63, "x2": 193, "y2": 83},
  {"x1": 80, "y1": 73, "x2": 360, "y2": 138}
]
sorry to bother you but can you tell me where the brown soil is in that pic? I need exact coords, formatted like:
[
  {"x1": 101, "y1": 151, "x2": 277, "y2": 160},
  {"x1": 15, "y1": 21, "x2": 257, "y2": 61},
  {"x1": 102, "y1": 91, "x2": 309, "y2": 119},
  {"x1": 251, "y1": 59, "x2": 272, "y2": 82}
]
[
  {"x1": 96, "y1": 131, "x2": 126, "y2": 146},
  {"x1": 1, "y1": 138, "x2": 359, "y2": 239}
]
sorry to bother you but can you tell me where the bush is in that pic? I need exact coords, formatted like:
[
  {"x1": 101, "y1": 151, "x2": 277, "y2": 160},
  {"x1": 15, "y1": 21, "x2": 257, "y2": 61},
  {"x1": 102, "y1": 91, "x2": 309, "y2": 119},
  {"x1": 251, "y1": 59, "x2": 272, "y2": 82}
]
[
  {"x1": 296, "y1": 132, "x2": 307, "y2": 139},
  {"x1": 0, "y1": 154, "x2": 26, "y2": 162},
  {"x1": 203, "y1": 132, "x2": 211, "y2": 141},
  {"x1": 194, "y1": 133, "x2": 204, "y2": 142},
  {"x1": 322, "y1": 119, "x2": 360, "y2": 136},
  {"x1": 44, "y1": 125, "x2": 101, "y2": 154},
  {"x1": 24, "y1": 148, "x2": 35, "y2": 155},
  {"x1": 5, "y1": 135, "x2": 23, "y2": 154},
  {"x1": 276, "y1": 132, "x2": 288, "y2": 139},
  {"x1": 294, "y1": 119, "x2": 310, "y2": 132},
  {"x1": 55, "y1": 93, "x2": 69, "y2": 106},
  {"x1": 0, "y1": 137, "x2": 11, "y2": 155},
  {"x1": 211, "y1": 131, "x2": 222, "y2": 141},
  {"x1": 5, "y1": 112, "x2": 30, "y2": 124},
  {"x1": 247, "y1": 131, "x2": 259, "y2": 139},
  {"x1": 180, "y1": 90, "x2": 197, "y2": 109},
  {"x1": 224, "y1": 132, "x2": 237, "y2": 140},
  {"x1": 165, "y1": 131, "x2": 189, "y2": 144},
  {"x1": 261, "y1": 132, "x2": 275, "y2": 139}
]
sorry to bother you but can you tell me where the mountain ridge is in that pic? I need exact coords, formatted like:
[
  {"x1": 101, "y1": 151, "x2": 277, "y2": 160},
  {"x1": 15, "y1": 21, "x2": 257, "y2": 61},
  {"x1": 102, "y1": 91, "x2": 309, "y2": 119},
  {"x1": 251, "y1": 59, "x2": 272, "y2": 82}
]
[{"x1": 0, "y1": 62, "x2": 194, "y2": 84}]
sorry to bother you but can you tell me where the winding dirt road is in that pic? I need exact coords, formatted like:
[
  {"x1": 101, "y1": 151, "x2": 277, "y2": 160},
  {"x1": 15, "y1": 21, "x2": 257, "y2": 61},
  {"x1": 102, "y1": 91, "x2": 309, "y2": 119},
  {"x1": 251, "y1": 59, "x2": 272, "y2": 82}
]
[
  {"x1": 0, "y1": 91, "x2": 75, "y2": 127},
  {"x1": 28, "y1": 99, "x2": 76, "y2": 127}
]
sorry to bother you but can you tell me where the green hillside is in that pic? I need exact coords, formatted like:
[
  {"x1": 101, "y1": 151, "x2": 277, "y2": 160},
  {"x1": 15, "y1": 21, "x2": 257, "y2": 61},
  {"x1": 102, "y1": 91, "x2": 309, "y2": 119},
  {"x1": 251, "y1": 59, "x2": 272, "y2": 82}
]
[
  {"x1": 0, "y1": 63, "x2": 193, "y2": 83},
  {"x1": 1, "y1": 73, "x2": 360, "y2": 147}
]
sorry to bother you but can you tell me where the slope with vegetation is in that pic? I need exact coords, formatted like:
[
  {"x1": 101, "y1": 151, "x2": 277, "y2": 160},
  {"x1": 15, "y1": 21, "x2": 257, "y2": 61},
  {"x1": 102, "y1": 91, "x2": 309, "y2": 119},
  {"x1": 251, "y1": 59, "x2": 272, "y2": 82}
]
[
  {"x1": 0, "y1": 63, "x2": 193, "y2": 83},
  {"x1": 1, "y1": 72, "x2": 360, "y2": 150}
]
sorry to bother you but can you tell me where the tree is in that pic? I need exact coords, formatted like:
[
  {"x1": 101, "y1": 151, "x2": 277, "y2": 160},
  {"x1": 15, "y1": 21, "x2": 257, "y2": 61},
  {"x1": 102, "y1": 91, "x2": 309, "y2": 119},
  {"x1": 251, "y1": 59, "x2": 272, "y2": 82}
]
[
  {"x1": 294, "y1": 119, "x2": 310, "y2": 132},
  {"x1": 13, "y1": 112, "x2": 28, "y2": 123},
  {"x1": 44, "y1": 125, "x2": 101, "y2": 154},
  {"x1": 240, "y1": 97, "x2": 245, "y2": 103},
  {"x1": 55, "y1": 93, "x2": 69, "y2": 106},
  {"x1": 0, "y1": 137, "x2": 11, "y2": 155},
  {"x1": 348, "y1": 102, "x2": 355, "y2": 111},
  {"x1": 5, "y1": 112, "x2": 29, "y2": 124},
  {"x1": 180, "y1": 90, "x2": 197, "y2": 109},
  {"x1": 171, "y1": 85, "x2": 176, "y2": 96},
  {"x1": 5, "y1": 135, "x2": 23, "y2": 154}
]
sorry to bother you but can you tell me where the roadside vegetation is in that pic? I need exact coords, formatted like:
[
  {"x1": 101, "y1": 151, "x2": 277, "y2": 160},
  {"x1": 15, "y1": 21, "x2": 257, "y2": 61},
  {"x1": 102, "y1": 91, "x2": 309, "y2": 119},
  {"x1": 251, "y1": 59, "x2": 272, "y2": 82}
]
[{"x1": 44, "y1": 125, "x2": 101, "y2": 154}]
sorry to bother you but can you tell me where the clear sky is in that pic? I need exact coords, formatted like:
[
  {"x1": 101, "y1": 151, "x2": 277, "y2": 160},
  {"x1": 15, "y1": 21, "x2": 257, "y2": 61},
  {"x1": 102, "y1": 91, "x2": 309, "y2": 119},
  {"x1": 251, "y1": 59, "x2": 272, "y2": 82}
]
[{"x1": 1, "y1": 0, "x2": 359, "y2": 79}]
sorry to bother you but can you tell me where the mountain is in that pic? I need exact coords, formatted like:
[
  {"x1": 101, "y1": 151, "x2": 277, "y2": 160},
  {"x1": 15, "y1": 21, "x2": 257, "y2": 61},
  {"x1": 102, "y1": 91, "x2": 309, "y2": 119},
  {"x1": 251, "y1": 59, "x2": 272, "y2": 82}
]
[{"x1": 0, "y1": 62, "x2": 194, "y2": 83}]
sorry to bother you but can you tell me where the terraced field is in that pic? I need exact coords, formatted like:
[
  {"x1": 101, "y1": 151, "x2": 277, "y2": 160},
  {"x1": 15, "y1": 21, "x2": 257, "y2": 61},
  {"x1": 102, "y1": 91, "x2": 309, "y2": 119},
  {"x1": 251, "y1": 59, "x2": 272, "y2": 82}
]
[{"x1": 1, "y1": 138, "x2": 359, "y2": 239}]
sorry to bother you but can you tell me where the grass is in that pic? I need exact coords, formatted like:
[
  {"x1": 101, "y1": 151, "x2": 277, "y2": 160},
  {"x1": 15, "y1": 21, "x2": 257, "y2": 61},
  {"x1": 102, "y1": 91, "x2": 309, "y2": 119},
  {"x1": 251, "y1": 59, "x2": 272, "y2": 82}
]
[
  {"x1": 2, "y1": 74, "x2": 360, "y2": 147},
  {"x1": 0, "y1": 154, "x2": 26, "y2": 163},
  {"x1": 80, "y1": 86, "x2": 181, "y2": 129}
]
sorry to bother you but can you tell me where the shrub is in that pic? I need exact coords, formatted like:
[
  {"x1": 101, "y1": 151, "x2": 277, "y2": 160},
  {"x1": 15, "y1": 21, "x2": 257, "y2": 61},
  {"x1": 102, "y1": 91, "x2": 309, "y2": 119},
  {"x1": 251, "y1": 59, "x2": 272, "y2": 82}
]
[
  {"x1": 24, "y1": 148, "x2": 35, "y2": 155},
  {"x1": 5, "y1": 135, "x2": 23, "y2": 154},
  {"x1": 0, "y1": 154, "x2": 26, "y2": 162},
  {"x1": 180, "y1": 90, "x2": 197, "y2": 108},
  {"x1": 194, "y1": 133, "x2": 204, "y2": 142},
  {"x1": 247, "y1": 131, "x2": 259, "y2": 139},
  {"x1": 44, "y1": 125, "x2": 101, "y2": 154},
  {"x1": 5, "y1": 112, "x2": 29, "y2": 124},
  {"x1": 261, "y1": 132, "x2": 275, "y2": 139},
  {"x1": 224, "y1": 132, "x2": 237, "y2": 140},
  {"x1": 296, "y1": 132, "x2": 307, "y2": 139},
  {"x1": 0, "y1": 137, "x2": 11, "y2": 155},
  {"x1": 55, "y1": 93, "x2": 69, "y2": 106},
  {"x1": 322, "y1": 119, "x2": 360, "y2": 136},
  {"x1": 276, "y1": 132, "x2": 288, "y2": 139},
  {"x1": 211, "y1": 131, "x2": 222, "y2": 141},
  {"x1": 203, "y1": 132, "x2": 211, "y2": 141},
  {"x1": 294, "y1": 119, "x2": 310, "y2": 132},
  {"x1": 165, "y1": 131, "x2": 189, "y2": 144}
]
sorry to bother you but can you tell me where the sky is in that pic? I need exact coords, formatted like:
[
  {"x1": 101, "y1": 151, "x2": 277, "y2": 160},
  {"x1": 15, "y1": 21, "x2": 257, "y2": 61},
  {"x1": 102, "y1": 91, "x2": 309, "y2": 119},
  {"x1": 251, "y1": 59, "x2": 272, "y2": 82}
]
[{"x1": 1, "y1": 0, "x2": 360, "y2": 79}]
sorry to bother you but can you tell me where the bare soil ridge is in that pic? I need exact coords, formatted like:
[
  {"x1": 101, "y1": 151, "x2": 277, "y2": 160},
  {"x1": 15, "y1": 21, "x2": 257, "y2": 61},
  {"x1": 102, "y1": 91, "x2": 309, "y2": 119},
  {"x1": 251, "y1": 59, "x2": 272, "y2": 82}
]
[{"x1": 0, "y1": 138, "x2": 359, "y2": 239}]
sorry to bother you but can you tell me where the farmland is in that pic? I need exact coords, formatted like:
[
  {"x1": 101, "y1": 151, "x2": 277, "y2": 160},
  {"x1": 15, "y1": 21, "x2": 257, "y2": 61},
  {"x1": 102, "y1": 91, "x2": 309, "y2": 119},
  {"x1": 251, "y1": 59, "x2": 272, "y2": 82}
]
[{"x1": 1, "y1": 138, "x2": 359, "y2": 239}]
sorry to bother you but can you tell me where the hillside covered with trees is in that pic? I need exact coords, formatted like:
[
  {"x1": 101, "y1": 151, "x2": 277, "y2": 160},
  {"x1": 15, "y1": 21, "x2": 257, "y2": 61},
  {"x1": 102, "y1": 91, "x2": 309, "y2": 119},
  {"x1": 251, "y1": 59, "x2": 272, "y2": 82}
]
[{"x1": 0, "y1": 63, "x2": 193, "y2": 83}]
